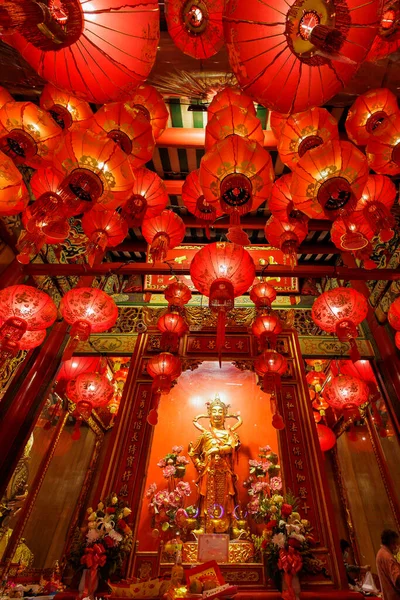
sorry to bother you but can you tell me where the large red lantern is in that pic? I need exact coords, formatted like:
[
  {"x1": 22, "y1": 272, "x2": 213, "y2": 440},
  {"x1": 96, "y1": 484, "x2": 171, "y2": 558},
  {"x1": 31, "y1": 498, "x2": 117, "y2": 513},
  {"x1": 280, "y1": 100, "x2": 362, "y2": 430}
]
[
  {"x1": 82, "y1": 209, "x2": 128, "y2": 266},
  {"x1": 190, "y1": 242, "x2": 255, "y2": 354},
  {"x1": 269, "y1": 174, "x2": 309, "y2": 224},
  {"x1": 205, "y1": 105, "x2": 264, "y2": 152},
  {"x1": 291, "y1": 140, "x2": 369, "y2": 220},
  {"x1": 208, "y1": 87, "x2": 256, "y2": 119},
  {"x1": 18, "y1": 329, "x2": 47, "y2": 351},
  {"x1": 157, "y1": 312, "x2": 188, "y2": 352},
  {"x1": 264, "y1": 215, "x2": 308, "y2": 267},
  {"x1": 388, "y1": 296, "x2": 400, "y2": 331},
  {"x1": 0, "y1": 150, "x2": 28, "y2": 216},
  {"x1": 367, "y1": 2, "x2": 400, "y2": 61},
  {"x1": 60, "y1": 287, "x2": 118, "y2": 361},
  {"x1": 366, "y1": 114, "x2": 400, "y2": 176},
  {"x1": 223, "y1": 0, "x2": 381, "y2": 114},
  {"x1": 40, "y1": 83, "x2": 93, "y2": 131},
  {"x1": 67, "y1": 372, "x2": 114, "y2": 418},
  {"x1": 164, "y1": 281, "x2": 192, "y2": 308},
  {"x1": 352, "y1": 175, "x2": 396, "y2": 242},
  {"x1": 339, "y1": 359, "x2": 378, "y2": 399},
  {"x1": 306, "y1": 370, "x2": 326, "y2": 391},
  {"x1": 165, "y1": 0, "x2": 224, "y2": 59},
  {"x1": 269, "y1": 112, "x2": 287, "y2": 141},
  {"x1": 0, "y1": 101, "x2": 62, "y2": 168},
  {"x1": 147, "y1": 352, "x2": 182, "y2": 394},
  {"x1": 182, "y1": 169, "x2": 223, "y2": 236},
  {"x1": 121, "y1": 167, "x2": 168, "y2": 227},
  {"x1": 346, "y1": 88, "x2": 399, "y2": 146},
  {"x1": 277, "y1": 108, "x2": 339, "y2": 169},
  {"x1": 91, "y1": 103, "x2": 154, "y2": 169},
  {"x1": 5, "y1": 0, "x2": 160, "y2": 104},
  {"x1": 199, "y1": 134, "x2": 274, "y2": 225},
  {"x1": 252, "y1": 314, "x2": 282, "y2": 349},
  {"x1": 324, "y1": 374, "x2": 369, "y2": 412},
  {"x1": 311, "y1": 287, "x2": 368, "y2": 361},
  {"x1": 0, "y1": 285, "x2": 57, "y2": 360},
  {"x1": 317, "y1": 424, "x2": 336, "y2": 452},
  {"x1": 250, "y1": 281, "x2": 277, "y2": 311},
  {"x1": 142, "y1": 210, "x2": 186, "y2": 263},
  {"x1": 57, "y1": 357, "x2": 105, "y2": 382},
  {"x1": 254, "y1": 349, "x2": 287, "y2": 429},
  {"x1": 126, "y1": 84, "x2": 169, "y2": 140},
  {"x1": 53, "y1": 130, "x2": 135, "y2": 212}
]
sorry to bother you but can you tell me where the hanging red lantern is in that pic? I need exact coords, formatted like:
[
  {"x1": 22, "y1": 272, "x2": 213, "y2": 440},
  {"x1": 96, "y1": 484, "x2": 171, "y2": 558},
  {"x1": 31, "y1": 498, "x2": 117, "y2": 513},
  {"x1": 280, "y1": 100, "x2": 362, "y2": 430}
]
[
  {"x1": 182, "y1": 169, "x2": 223, "y2": 237},
  {"x1": 0, "y1": 150, "x2": 28, "y2": 216},
  {"x1": 306, "y1": 370, "x2": 326, "y2": 391},
  {"x1": 67, "y1": 371, "x2": 114, "y2": 438},
  {"x1": 291, "y1": 140, "x2": 369, "y2": 220},
  {"x1": 366, "y1": 114, "x2": 400, "y2": 176},
  {"x1": 60, "y1": 287, "x2": 118, "y2": 361},
  {"x1": 200, "y1": 134, "x2": 274, "y2": 225},
  {"x1": 305, "y1": 358, "x2": 328, "y2": 372},
  {"x1": 0, "y1": 285, "x2": 57, "y2": 361},
  {"x1": 339, "y1": 359, "x2": 379, "y2": 399},
  {"x1": 388, "y1": 296, "x2": 400, "y2": 331},
  {"x1": 269, "y1": 174, "x2": 309, "y2": 224},
  {"x1": 313, "y1": 411, "x2": 322, "y2": 424},
  {"x1": 269, "y1": 112, "x2": 288, "y2": 141},
  {"x1": 0, "y1": 101, "x2": 62, "y2": 168},
  {"x1": 58, "y1": 357, "x2": 105, "y2": 382},
  {"x1": 0, "y1": 86, "x2": 12, "y2": 108},
  {"x1": 352, "y1": 175, "x2": 396, "y2": 242},
  {"x1": 53, "y1": 130, "x2": 135, "y2": 212},
  {"x1": 312, "y1": 394, "x2": 330, "y2": 412},
  {"x1": 330, "y1": 218, "x2": 374, "y2": 259},
  {"x1": 147, "y1": 352, "x2": 182, "y2": 394},
  {"x1": 317, "y1": 424, "x2": 336, "y2": 452},
  {"x1": 91, "y1": 103, "x2": 154, "y2": 169},
  {"x1": 121, "y1": 167, "x2": 168, "y2": 228},
  {"x1": 5, "y1": 0, "x2": 159, "y2": 105},
  {"x1": 278, "y1": 108, "x2": 339, "y2": 169},
  {"x1": 157, "y1": 312, "x2": 188, "y2": 352},
  {"x1": 252, "y1": 313, "x2": 282, "y2": 349},
  {"x1": 254, "y1": 349, "x2": 287, "y2": 429},
  {"x1": 190, "y1": 242, "x2": 255, "y2": 354},
  {"x1": 346, "y1": 88, "x2": 399, "y2": 146},
  {"x1": 40, "y1": 83, "x2": 93, "y2": 131},
  {"x1": 250, "y1": 281, "x2": 277, "y2": 311},
  {"x1": 17, "y1": 328, "x2": 47, "y2": 351},
  {"x1": 126, "y1": 84, "x2": 169, "y2": 140},
  {"x1": 16, "y1": 221, "x2": 71, "y2": 265},
  {"x1": 264, "y1": 215, "x2": 308, "y2": 267},
  {"x1": 324, "y1": 374, "x2": 369, "y2": 412},
  {"x1": 164, "y1": 281, "x2": 192, "y2": 308},
  {"x1": 367, "y1": 2, "x2": 400, "y2": 61},
  {"x1": 205, "y1": 105, "x2": 264, "y2": 152},
  {"x1": 165, "y1": 0, "x2": 224, "y2": 59},
  {"x1": 223, "y1": 0, "x2": 381, "y2": 114},
  {"x1": 142, "y1": 210, "x2": 186, "y2": 263},
  {"x1": 82, "y1": 208, "x2": 128, "y2": 266},
  {"x1": 311, "y1": 287, "x2": 368, "y2": 361},
  {"x1": 208, "y1": 87, "x2": 256, "y2": 119}
]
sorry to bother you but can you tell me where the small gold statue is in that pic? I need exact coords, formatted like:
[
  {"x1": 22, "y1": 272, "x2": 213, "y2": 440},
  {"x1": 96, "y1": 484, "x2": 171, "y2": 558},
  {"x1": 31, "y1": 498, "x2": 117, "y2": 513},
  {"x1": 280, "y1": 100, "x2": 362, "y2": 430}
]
[{"x1": 231, "y1": 506, "x2": 250, "y2": 540}]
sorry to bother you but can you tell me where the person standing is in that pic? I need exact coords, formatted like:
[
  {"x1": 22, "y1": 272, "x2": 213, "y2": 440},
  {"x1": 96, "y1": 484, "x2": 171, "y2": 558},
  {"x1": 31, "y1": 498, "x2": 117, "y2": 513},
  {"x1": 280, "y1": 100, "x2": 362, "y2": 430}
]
[{"x1": 376, "y1": 529, "x2": 400, "y2": 599}]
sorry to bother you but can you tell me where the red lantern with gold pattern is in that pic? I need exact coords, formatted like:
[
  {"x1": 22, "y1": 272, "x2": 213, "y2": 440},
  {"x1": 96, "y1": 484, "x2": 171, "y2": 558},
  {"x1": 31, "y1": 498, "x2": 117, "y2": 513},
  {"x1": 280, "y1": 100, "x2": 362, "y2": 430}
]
[
  {"x1": 5, "y1": 0, "x2": 159, "y2": 104},
  {"x1": 250, "y1": 281, "x2": 276, "y2": 311},
  {"x1": 67, "y1": 372, "x2": 114, "y2": 418},
  {"x1": 330, "y1": 218, "x2": 374, "y2": 256},
  {"x1": 252, "y1": 313, "x2": 282, "y2": 349},
  {"x1": 147, "y1": 352, "x2": 182, "y2": 394},
  {"x1": 346, "y1": 88, "x2": 399, "y2": 146},
  {"x1": 91, "y1": 103, "x2": 155, "y2": 169},
  {"x1": 58, "y1": 357, "x2": 105, "y2": 382},
  {"x1": 264, "y1": 215, "x2": 308, "y2": 267},
  {"x1": 121, "y1": 167, "x2": 168, "y2": 228},
  {"x1": 205, "y1": 105, "x2": 264, "y2": 152},
  {"x1": 165, "y1": 0, "x2": 224, "y2": 59},
  {"x1": 82, "y1": 208, "x2": 128, "y2": 266},
  {"x1": 157, "y1": 312, "x2": 188, "y2": 352},
  {"x1": 190, "y1": 242, "x2": 255, "y2": 354},
  {"x1": 0, "y1": 150, "x2": 28, "y2": 216},
  {"x1": 126, "y1": 84, "x2": 169, "y2": 140},
  {"x1": 269, "y1": 112, "x2": 287, "y2": 141},
  {"x1": 142, "y1": 210, "x2": 186, "y2": 263},
  {"x1": 367, "y1": 2, "x2": 400, "y2": 61},
  {"x1": 278, "y1": 108, "x2": 339, "y2": 169},
  {"x1": 324, "y1": 374, "x2": 369, "y2": 412},
  {"x1": 60, "y1": 287, "x2": 118, "y2": 361},
  {"x1": 306, "y1": 370, "x2": 326, "y2": 391},
  {"x1": 352, "y1": 175, "x2": 396, "y2": 242},
  {"x1": 317, "y1": 424, "x2": 336, "y2": 452},
  {"x1": 53, "y1": 130, "x2": 135, "y2": 212},
  {"x1": 200, "y1": 134, "x2": 274, "y2": 225},
  {"x1": 17, "y1": 328, "x2": 47, "y2": 351},
  {"x1": 291, "y1": 140, "x2": 369, "y2": 220},
  {"x1": 311, "y1": 287, "x2": 368, "y2": 361},
  {"x1": 164, "y1": 281, "x2": 192, "y2": 308},
  {"x1": 269, "y1": 174, "x2": 309, "y2": 224},
  {"x1": 40, "y1": 83, "x2": 93, "y2": 131},
  {"x1": 208, "y1": 87, "x2": 256, "y2": 120},
  {"x1": 223, "y1": 0, "x2": 381, "y2": 114},
  {"x1": 388, "y1": 296, "x2": 400, "y2": 331},
  {"x1": 182, "y1": 169, "x2": 223, "y2": 236},
  {"x1": 366, "y1": 114, "x2": 400, "y2": 176},
  {"x1": 254, "y1": 349, "x2": 287, "y2": 429},
  {"x1": 0, "y1": 101, "x2": 62, "y2": 168}
]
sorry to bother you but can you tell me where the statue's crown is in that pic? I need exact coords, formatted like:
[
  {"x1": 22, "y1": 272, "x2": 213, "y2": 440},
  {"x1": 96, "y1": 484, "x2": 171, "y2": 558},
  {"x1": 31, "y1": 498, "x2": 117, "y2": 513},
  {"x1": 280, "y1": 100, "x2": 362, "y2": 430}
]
[{"x1": 206, "y1": 394, "x2": 229, "y2": 416}]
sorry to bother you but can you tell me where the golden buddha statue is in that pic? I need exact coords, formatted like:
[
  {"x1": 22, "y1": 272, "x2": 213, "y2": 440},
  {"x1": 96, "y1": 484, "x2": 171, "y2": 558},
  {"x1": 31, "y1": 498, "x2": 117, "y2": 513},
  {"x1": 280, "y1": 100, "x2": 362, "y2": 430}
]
[{"x1": 188, "y1": 396, "x2": 242, "y2": 534}]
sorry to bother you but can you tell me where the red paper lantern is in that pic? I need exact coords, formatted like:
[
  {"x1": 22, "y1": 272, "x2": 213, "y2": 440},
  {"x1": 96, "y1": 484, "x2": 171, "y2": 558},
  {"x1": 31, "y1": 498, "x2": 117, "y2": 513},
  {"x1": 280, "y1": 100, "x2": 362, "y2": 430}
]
[
  {"x1": 346, "y1": 88, "x2": 399, "y2": 146},
  {"x1": 208, "y1": 87, "x2": 256, "y2": 120},
  {"x1": 388, "y1": 296, "x2": 400, "y2": 331},
  {"x1": 264, "y1": 215, "x2": 308, "y2": 267},
  {"x1": 0, "y1": 150, "x2": 28, "y2": 216},
  {"x1": 142, "y1": 210, "x2": 186, "y2": 263},
  {"x1": 199, "y1": 134, "x2": 274, "y2": 225},
  {"x1": 40, "y1": 83, "x2": 93, "y2": 131},
  {"x1": 291, "y1": 140, "x2": 369, "y2": 220},
  {"x1": 53, "y1": 130, "x2": 135, "y2": 212},
  {"x1": 278, "y1": 108, "x2": 339, "y2": 169},
  {"x1": 317, "y1": 424, "x2": 336, "y2": 452},
  {"x1": 311, "y1": 287, "x2": 368, "y2": 361},
  {"x1": 314, "y1": 411, "x2": 322, "y2": 424},
  {"x1": 306, "y1": 370, "x2": 326, "y2": 391},
  {"x1": 190, "y1": 242, "x2": 255, "y2": 353},
  {"x1": 57, "y1": 357, "x2": 105, "y2": 381},
  {"x1": 182, "y1": 169, "x2": 223, "y2": 235},
  {"x1": 91, "y1": 103, "x2": 154, "y2": 169},
  {"x1": 250, "y1": 281, "x2": 277, "y2": 310},
  {"x1": 352, "y1": 175, "x2": 396, "y2": 242},
  {"x1": 147, "y1": 352, "x2": 182, "y2": 394},
  {"x1": 252, "y1": 314, "x2": 282, "y2": 349},
  {"x1": 254, "y1": 348, "x2": 287, "y2": 429},
  {"x1": 157, "y1": 312, "x2": 188, "y2": 351},
  {"x1": 324, "y1": 374, "x2": 369, "y2": 412},
  {"x1": 330, "y1": 218, "x2": 374, "y2": 256},
  {"x1": 126, "y1": 84, "x2": 169, "y2": 140},
  {"x1": 16, "y1": 221, "x2": 71, "y2": 265},
  {"x1": 60, "y1": 287, "x2": 118, "y2": 360},
  {"x1": 82, "y1": 208, "x2": 128, "y2": 266},
  {"x1": 269, "y1": 112, "x2": 287, "y2": 140},
  {"x1": 305, "y1": 358, "x2": 329, "y2": 372},
  {"x1": 0, "y1": 285, "x2": 57, "y2": 360},
  {"x1": 17, "y1": 328, "x2": 47, "y2": 351},
  {"x1": 0, "y1": 86, "x2": 13, "y2": 108},
  {"x1": 367, "y1": 2, "x2": 400, "y2": 61},
  {"x1": 366, "y1": 114, "x2": 400, "y2": 176},
  {"x1": 339, "y1": 359, "x2": 378, "y2": 398},
  {"x1": 164, "y1": 281, "x2": 192, "y2": 308},
  {"x1": 205, "y1": 105, "x2": 264, "y2": 152},
  {"x1": 165, "y1": 0, "x2": 224, "y2": 59},
  {"x1": 0, "y1": 101, "x2": 62, "y2": 168},
  {"x1": 6, "y1": 0, "x2": 160, "y2": 104},
  {"x1": 223, "y1": 0, "x2": 381, "y2": 114},
  {"x1": 269, "y1": 174, "x2": 308, "y2": 224},
  {"x1": 67, "y1": 372, "x2": 114, "y2": 418},
  {"x1": 121, "y1": 167, "x2": 168, "y2": 228}
]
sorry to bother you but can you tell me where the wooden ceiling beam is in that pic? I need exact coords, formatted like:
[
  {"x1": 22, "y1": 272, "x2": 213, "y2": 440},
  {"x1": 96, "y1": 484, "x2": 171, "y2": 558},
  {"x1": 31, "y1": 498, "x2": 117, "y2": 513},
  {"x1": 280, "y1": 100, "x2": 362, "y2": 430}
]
[{"x1": 114, "y1": 240, "x2": 338, "y2": 254}]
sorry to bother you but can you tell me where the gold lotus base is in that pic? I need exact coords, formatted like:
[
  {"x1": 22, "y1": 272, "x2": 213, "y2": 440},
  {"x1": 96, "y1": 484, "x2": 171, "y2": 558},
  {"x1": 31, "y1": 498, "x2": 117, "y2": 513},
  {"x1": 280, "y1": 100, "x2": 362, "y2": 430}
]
[{"x1": 177, "y1": 540, "x2": 255, "y2": 564}]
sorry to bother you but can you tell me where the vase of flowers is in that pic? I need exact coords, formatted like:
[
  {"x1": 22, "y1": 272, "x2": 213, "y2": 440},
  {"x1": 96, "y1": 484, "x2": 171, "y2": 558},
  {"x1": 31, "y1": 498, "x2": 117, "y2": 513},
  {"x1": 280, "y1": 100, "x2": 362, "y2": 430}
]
[
  {"x1": 146, "y1": 480, "x2": 193, "y2": 540},
  {"x1": 157, "y1": 446, "x2": 190, "y2": 487}
]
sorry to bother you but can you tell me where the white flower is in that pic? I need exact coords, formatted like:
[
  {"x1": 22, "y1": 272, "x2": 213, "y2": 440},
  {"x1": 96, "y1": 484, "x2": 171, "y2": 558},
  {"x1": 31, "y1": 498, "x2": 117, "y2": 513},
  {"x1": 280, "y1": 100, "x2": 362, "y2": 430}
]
[
  {"x1": 286, "y1": 523, "x2": 301, "y2": 535},
  {"x1": 272, "y1": 533, "x2": 286, "y2": 549},
  {"x1": 109, "y1": 529, "x2": 123, "y2": 543},
  {"x1": 290, "y1": 532, "x2": 305, "y2": 543},
  {"x1": 86, "y1": 529, "x2": 100, "y2": 543},
  {"x1": 123, "y1": 507, "x2": 132, "y2": 518},
  {"x1": 279, "y1": 520, "x2": 286, "y2": 528}
]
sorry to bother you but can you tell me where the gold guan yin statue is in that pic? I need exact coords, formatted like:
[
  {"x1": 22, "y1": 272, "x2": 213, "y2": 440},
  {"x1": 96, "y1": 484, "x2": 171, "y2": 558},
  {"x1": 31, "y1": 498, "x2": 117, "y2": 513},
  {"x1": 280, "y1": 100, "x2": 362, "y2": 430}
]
[{"x1": 188, "y1": 396, "x2": 242, "y2": 534}]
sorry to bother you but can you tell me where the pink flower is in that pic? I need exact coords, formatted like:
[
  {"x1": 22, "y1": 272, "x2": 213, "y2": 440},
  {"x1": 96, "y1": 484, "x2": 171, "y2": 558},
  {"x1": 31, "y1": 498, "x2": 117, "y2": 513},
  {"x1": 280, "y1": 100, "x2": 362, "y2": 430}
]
[
  {"x1": 172, "y1": 445, "x2": 183, "y2": 454},
  {"x1": 249, "y1": 459, "x2": 260, "y2": 467},
  {"x1": 247, "y1": 498, "x2": 260, "y2": 514},
  {"x1": 259, "y1": 445, "x2": 271, "y2": 453},
  {"x1": 176, "y1": 481, "x2": 191, "y2": 496},
  {"x1": 270, "y1": 477, "x2": 282, "y2": 491},
  {"x1": 176, "y1": 455, "x2": 189, "y2": 464},
  {"x1": 251, "y1": 481, "x2": 269, "y2": 494},
  {"x1": 146, "y1": 483, "x2": 157, "y2": 498},
  {"x1": 157, "y1": 458, "x2": 167, "y2": 468},
  {"x1": 261, "y1": 461, "x2": 272, "y2": 471},
  {"x1": 162, "y1": 465, "x2": 176, "y2": 478}
]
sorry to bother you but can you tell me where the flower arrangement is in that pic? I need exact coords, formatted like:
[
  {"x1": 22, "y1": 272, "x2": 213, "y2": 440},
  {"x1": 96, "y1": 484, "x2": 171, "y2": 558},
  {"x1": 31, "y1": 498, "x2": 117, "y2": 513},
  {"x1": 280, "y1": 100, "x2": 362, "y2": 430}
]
[
  {"x1": 245, "y1": 446, "x2": 282, "y2": 523},
  {"x1": 146, "y1": 480, "x2": 194, "y2": 537},
  {"x1": 157, "y1": 445, "x2": 190, "y2": 479}
]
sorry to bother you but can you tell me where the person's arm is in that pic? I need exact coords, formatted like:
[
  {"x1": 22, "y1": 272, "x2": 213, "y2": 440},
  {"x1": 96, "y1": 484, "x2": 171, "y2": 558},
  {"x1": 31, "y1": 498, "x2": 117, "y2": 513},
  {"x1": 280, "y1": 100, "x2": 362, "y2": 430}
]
[{"x1": 389, "y1": 557, "x2": 400, "y2": 590}]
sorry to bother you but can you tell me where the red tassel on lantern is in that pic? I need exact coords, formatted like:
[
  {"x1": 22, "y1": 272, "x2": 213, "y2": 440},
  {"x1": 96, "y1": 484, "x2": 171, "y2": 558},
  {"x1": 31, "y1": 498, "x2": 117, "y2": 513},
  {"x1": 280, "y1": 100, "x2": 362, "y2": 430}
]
[{"x1": 142, "y1": 210, "x2": 186, "y2": 263}]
